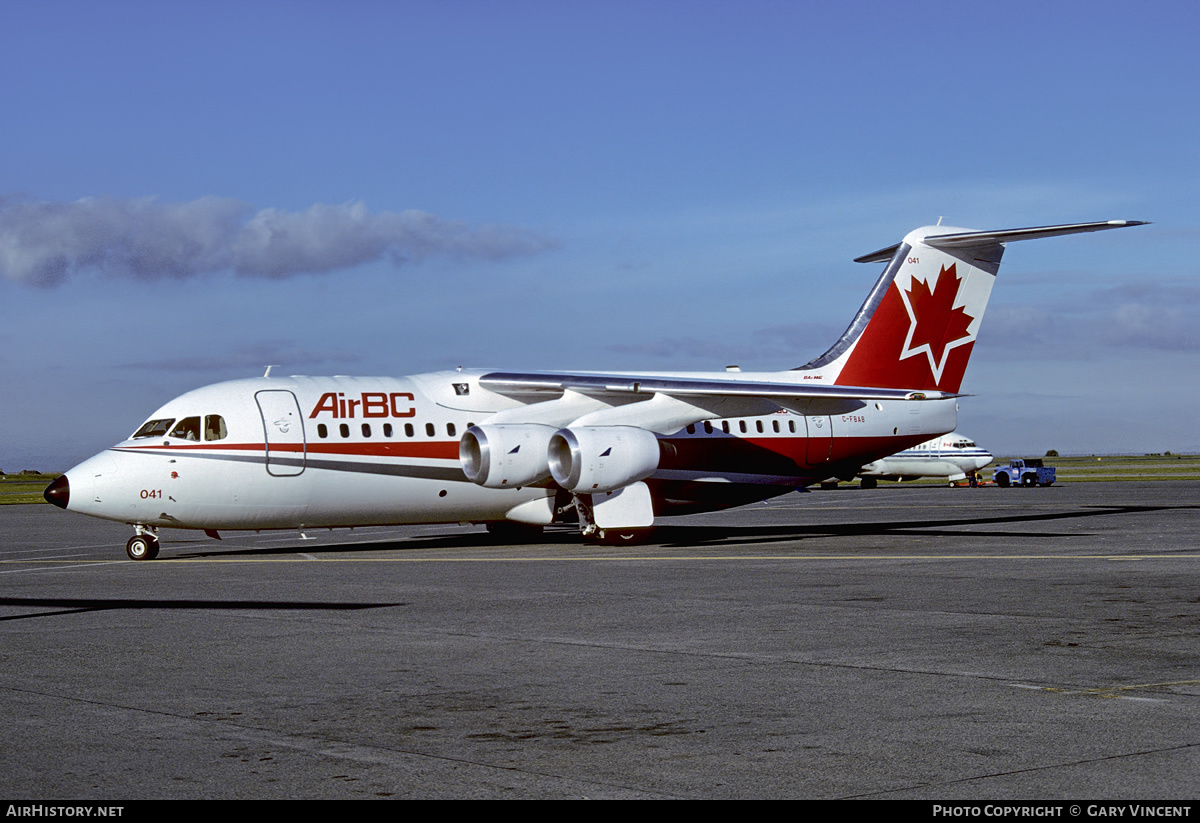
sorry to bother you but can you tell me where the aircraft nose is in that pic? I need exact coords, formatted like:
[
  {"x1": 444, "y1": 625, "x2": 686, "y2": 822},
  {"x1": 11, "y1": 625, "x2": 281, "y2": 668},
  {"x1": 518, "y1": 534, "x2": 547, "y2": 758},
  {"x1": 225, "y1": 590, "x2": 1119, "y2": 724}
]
[{"x1": 44, "y1": 475, "x2": 70, "y2": 509}]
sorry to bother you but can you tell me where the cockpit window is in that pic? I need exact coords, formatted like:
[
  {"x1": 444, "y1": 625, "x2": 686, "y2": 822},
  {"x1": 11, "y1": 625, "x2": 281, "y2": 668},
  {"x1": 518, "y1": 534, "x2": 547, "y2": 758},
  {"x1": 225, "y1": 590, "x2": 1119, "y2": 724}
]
[
  {"x1": 132, "y1": 418, "x2": 175, "y2": 439},
  {"x1": 169, "y1": 417, "x2": 202, "y2": 441},
  {"x1": 204, "y1": 415, "x2": 227, "y2": 441}
]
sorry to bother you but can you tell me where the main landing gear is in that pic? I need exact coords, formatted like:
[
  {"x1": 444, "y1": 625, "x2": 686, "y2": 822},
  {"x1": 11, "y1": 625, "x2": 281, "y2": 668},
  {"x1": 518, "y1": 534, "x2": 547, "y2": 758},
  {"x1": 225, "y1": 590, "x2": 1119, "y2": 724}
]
[
  {"x1": 571, "y1": 493, "x2": 651, "y2": 545},
  {"x1": 126, "y1": 526, "x2": 160, "y2": 561}
]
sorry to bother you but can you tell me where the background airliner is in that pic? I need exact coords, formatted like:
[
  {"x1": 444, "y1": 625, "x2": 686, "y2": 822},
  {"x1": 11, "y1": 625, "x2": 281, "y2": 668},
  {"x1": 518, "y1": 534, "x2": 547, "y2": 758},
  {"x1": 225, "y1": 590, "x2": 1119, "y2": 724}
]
[
  {"x1": 855, "y1": 432, "x2": 992, "y2": 488},
  {"x1": 44, "y1": 220, "x2": 1144, "y2": 559}
]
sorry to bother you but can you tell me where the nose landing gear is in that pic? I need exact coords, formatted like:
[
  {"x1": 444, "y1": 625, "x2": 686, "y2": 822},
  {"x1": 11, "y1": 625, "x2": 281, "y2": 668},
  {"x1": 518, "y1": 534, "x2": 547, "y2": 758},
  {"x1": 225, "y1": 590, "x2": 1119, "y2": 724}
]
[{"x1": 126, "y1": 526, "x2": 160, "y2": 561}]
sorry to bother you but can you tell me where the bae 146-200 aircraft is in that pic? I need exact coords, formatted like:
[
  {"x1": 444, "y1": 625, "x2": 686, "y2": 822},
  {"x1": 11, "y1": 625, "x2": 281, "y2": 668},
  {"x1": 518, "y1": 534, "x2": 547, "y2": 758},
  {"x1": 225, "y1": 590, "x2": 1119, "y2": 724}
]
[{"x1": 44, "y1": 220, "x2": 1144, "y2": 560}]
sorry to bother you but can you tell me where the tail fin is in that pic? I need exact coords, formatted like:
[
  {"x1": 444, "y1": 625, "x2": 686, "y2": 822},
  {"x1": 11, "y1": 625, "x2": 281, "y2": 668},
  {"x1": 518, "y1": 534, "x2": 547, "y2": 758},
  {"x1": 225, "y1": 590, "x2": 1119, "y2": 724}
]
[{"x1": 799, "y1": 220, "x2": 1146, "y2": 393}]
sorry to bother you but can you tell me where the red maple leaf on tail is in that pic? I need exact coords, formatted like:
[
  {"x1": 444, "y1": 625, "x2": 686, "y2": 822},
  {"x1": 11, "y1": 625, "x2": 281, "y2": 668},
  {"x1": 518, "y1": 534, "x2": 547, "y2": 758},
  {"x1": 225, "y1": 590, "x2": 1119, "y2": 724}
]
[{"x1": 902, "y1": 264, "x2": 975, "y2": 380}]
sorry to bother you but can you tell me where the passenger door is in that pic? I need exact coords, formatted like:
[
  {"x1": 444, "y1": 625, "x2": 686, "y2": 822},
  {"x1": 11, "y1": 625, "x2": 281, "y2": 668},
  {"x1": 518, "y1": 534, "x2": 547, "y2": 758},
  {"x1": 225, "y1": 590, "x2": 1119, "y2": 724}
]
[
  {"x1": 805, "y1": 415, "x2": 833, "y2": 465},
  {"x1": 255, "y1": 390, "x2": 306, "y2": 476}
]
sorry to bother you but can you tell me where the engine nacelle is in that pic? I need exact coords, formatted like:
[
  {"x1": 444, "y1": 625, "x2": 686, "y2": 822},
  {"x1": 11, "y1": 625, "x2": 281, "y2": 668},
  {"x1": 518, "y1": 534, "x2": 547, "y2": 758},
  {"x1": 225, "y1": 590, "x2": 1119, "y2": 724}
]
[
  {"x1": 548, "y1": 426, "x2": 661, "y2": 494},
  {"x1": 460, "y1": 424, "x2": 556, "y2": 488}
]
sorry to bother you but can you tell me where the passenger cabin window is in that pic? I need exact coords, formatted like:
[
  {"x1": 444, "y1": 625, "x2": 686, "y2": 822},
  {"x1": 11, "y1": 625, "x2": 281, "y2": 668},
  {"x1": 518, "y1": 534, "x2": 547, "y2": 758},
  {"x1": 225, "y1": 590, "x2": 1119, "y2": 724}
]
[
  {"x1": 425, "y1": 423, "x2": 435, "y2": 437},
  {"x1": 204, "y1": 415, "x2": 227, "y2": 441},
  {"x1": 383, "y1": 423, "x2": 393, "y2": 438},
  {"x1": 132, "y1": 418, "x2": 174, "y2": 439},
  {"x1": 339, "y1": 423, "x2": 350, "y2": 438},
  {"x1": 362, "y1": 423, "x2": 372, "y2": 437},
  {"x1": 317, "y1": 423, "x2": 328, "y2": 439},
  {"x1": 169, "y1": 417, "x2": 201, "y2": 441}
]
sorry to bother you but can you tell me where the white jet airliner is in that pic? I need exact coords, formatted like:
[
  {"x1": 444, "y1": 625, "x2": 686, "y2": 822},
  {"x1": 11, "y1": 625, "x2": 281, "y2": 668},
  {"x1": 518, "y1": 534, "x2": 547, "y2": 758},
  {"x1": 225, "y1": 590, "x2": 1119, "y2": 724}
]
[
  {"x1": 44, "y1": 220, "x2": 1144, "y2": 559},
  {"x1": 856, "y1": 432, "x2": 992, "y2": 488}
]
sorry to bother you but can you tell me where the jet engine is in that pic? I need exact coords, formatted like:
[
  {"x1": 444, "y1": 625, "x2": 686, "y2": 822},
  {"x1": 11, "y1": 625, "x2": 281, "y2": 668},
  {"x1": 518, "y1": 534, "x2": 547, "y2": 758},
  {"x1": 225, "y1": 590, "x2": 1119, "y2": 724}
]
[
  {"x1": 547, "y1": 426, "x2": 661, "y2": 494},
  {"x1": 460, "y1": 424, "x2": 556, "y2": 488}
]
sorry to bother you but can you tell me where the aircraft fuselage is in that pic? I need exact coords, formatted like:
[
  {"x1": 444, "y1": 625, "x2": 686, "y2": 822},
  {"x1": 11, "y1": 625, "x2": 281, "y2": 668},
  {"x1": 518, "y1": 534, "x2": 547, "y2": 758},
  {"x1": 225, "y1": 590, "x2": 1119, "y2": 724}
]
[{"x1": 57, "y1": 371, "x2": 955, "y2": 532}]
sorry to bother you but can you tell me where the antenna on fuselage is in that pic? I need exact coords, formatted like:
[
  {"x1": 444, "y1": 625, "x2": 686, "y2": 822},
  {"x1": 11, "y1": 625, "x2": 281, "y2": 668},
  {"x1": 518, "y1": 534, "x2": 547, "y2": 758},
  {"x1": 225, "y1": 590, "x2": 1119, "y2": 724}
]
[{"x1": 264, "y1": 365, "x2": 280, "y2": 378}]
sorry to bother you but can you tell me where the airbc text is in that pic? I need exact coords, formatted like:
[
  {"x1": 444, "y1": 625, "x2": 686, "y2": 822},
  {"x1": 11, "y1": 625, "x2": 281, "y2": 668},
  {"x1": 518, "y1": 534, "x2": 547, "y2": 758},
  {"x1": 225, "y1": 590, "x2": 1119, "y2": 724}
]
[{"x1": 309, "y1": 392, "x2": 416, "y2": 419}]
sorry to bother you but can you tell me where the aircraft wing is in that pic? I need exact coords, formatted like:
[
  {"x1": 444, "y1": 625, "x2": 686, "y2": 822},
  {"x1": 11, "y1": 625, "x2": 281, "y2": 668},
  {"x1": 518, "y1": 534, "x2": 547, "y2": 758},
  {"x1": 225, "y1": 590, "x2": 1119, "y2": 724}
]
[
  {"x1": 478, "y1": 371, "x2": 932, "y2": 402},
  {"x1": 476, "y1": 371, "x2": 944, "y2": 432}
]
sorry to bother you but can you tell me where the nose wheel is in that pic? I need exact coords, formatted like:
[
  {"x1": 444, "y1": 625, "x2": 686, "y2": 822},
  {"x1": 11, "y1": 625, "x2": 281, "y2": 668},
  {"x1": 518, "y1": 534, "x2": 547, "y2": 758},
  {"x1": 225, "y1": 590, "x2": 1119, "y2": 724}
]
[{"x1": 126, "y1": 532, "x2": 160, "y2": 561}]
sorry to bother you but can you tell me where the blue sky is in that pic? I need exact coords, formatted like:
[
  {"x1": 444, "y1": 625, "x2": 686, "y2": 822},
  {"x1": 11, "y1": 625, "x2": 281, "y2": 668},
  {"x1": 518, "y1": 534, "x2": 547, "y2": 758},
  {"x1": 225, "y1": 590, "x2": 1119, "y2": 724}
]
[{"x1": 2, "y1": 0, "x2": 1196, "y2": 470}]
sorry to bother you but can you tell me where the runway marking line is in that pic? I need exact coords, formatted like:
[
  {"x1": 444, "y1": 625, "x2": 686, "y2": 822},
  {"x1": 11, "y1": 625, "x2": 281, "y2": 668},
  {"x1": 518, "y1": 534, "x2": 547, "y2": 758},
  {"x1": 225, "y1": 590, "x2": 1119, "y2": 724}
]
[{"x1": 5, "y1": 553, "x2": 1200, "y2": 564}]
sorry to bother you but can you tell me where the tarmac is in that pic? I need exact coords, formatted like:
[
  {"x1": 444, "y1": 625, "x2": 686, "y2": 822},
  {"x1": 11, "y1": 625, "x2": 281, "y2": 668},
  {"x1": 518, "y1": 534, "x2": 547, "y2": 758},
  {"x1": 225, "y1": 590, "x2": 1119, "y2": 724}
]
[{"x1": 2, "y1": 481, "x2": 1199, "y2": 799}]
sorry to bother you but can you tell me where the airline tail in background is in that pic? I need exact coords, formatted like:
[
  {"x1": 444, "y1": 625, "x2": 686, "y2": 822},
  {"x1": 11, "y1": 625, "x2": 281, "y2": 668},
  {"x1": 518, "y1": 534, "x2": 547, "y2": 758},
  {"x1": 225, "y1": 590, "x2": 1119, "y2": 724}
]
[{"x1": 799, "y1": 221, "x2": 1146, "y2": 393}]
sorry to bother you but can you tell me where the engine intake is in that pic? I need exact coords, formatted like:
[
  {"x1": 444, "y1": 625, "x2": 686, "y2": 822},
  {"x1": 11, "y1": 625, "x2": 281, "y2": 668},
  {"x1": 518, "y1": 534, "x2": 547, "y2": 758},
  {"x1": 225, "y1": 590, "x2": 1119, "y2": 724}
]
[
  {"x1": 460, "y1": 424, "x2": 556, "y2": 488},
  {"x1": 548, "y1": 426, "x2": 661, "y2": 493}
]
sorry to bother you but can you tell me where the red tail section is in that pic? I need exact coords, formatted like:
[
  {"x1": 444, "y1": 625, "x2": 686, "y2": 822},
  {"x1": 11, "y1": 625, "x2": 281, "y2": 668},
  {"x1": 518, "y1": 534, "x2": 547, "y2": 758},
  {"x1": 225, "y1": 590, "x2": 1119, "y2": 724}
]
[
  {"x1": 835, "y1": 260, "x2": 983, "y2": 392},
  {"x1": 800, "y1": 221, "x2": 1146, "y2": 393}
]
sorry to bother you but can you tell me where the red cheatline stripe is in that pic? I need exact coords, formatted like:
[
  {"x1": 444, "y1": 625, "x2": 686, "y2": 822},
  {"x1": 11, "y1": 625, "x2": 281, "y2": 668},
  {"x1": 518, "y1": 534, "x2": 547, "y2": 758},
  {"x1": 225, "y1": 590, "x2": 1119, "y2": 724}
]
[{"x1": 115, "y1": 441, "x2": 461, "y2": 459}]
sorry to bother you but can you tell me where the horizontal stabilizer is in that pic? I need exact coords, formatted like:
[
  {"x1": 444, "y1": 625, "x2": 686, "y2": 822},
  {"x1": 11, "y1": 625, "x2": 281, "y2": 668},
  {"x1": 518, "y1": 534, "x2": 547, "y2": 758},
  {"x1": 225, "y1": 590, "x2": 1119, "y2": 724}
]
[
  {"x1": 855, "y1": 220, "x2": 1146, "y2": 263},
  {"x1": 923, "y1": 220, "x2": 1148, "y2": 249}
]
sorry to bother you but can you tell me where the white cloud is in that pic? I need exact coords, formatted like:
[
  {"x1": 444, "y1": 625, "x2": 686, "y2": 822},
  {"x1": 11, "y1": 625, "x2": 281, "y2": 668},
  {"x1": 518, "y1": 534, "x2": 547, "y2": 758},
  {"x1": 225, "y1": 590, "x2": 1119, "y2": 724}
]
[{"x1": 0, "y1": 195, "x2": 555, "y2": 286}]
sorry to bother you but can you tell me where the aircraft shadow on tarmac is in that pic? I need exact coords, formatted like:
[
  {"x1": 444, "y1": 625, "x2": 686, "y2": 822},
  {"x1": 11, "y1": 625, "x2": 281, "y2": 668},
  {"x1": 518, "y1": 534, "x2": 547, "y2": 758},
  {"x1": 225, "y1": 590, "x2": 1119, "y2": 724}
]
[
  {"x1": 167, "y1": 502, "x2": 1193, "y2": 559},
  {"x1": 0, "y1": 596, "x2": 401, "y2": 621},
  {"x1": 652, "y1": 503, "x2": 1196, "y2": 550}
]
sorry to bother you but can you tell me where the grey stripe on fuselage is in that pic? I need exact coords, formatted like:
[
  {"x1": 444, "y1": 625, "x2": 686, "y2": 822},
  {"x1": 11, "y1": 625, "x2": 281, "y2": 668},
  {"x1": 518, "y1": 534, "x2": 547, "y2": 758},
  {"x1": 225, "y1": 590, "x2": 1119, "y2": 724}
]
[{"x1": 112, "y1": 448, "x2": 470, "y2": 483}]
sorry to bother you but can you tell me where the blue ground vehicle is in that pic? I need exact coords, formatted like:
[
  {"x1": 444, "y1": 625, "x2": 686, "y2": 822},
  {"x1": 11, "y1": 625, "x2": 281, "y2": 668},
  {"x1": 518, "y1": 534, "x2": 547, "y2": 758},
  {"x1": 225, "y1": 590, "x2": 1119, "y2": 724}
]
[{"x1": 993, "y1": 459, "x2": 1056, "y2": 487}]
